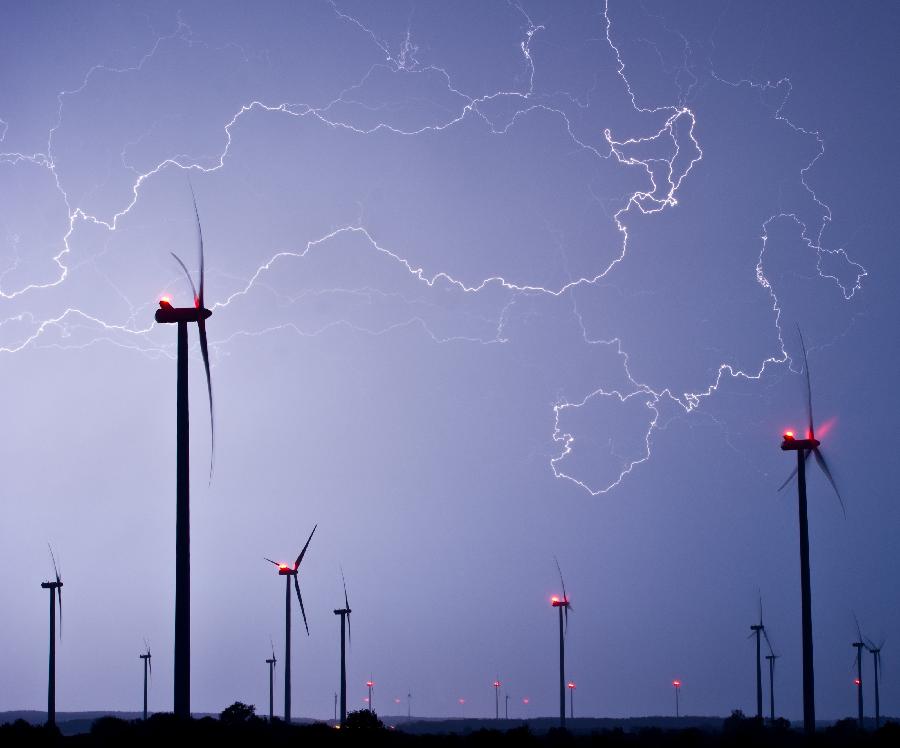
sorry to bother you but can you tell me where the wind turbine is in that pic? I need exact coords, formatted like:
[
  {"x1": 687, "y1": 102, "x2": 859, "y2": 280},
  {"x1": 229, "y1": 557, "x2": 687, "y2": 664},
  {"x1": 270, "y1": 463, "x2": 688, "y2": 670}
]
[
  {"x1": 550, "y1": 558, "x2": 572, "y2": 729},
  {"x1": 265, "y1": 641, "x2": 276, "y2": 722},
  {"x1": 849, "y1": 621, "x2": 866, "y2": 731},
  {"x1": 865, "y1": 637, "x2": 884, "y2": 729},
  {"x1": 765, "y1": 651, "x2": 778, "y2": 722},
  {"x1": 493, "y1": 678, "x2": 501, "y2": 719},
  {"x1": 779, "y1": 328, "x2": 844, "y2": 734},
  {"x1": 40, "y1": 546, "x2": 63, "y2": 728},
  {"x1": 139, "y1": 641, "x2": 152, "y2": 720},
  {"x1": 333, "y1": 568, "x2": 351, "y2": 726},
  {"x1": 567, "y1": 681, "x2": 576, "y2": 719},
  {"x1": 749, "y1": 598, "x2": 773, "y2": 720},
  {"x1": 366, "y1": 679, "x2": 374, "y2": 713},
  {"x1": 265, "y1": 524, "x2": 316, "y2": 723},
  {"x1": 154, "y1": 188, "x2": 215, "y2": 718}
]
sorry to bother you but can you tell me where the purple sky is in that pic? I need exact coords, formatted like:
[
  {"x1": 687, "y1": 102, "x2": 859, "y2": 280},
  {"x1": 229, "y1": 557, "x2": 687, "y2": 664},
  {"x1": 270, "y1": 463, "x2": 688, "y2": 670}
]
[{"x1": 1, "y1": 0, "x2": 898, "y2": 723}]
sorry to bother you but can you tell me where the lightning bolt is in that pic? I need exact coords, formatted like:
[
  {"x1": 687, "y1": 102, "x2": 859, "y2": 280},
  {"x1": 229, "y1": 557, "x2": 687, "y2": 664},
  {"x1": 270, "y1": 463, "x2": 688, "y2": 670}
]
[{"x1": 0, "y1": 1, "x2": 865, "y2": 495}]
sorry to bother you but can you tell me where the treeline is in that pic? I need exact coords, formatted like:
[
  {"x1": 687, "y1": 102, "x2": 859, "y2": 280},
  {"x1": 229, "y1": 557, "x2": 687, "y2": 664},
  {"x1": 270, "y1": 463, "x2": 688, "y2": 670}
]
[{"x1": 2, "y1": 706, "x2": 899, "y2": 747}]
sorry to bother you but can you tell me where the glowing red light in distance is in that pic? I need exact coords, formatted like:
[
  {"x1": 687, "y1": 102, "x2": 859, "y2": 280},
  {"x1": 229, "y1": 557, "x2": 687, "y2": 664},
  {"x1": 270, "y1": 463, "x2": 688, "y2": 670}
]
[
  {"x1": 551, "y1": 596, "x2": 559, "y2": 604},
  {"x1": 493, "y1": 681, "x2": 501, "y2": 688},
  {"x1": 854, "y1": 679, "x2": 861, "y2": 686},
  {"x1": 394, "y1": 698, "x2": 401, "y2": 704},
  {"x1": 567, "y1": 682, "x2": 576, "y2": 689},
  {"x1": 458, "y1": 698, "x2": 465, "y2": 704},
  {"x1": 366, "y1": 681, "x2": 374, "y2": 687},
  {"x1": 522, "y1": 698, "x2": 529, "y2": 704},
  {"x1": 279, "y1": 564, "x2": 288, "y2": 570},
  {"x1": 784, "y1": 431, "x2": 794, "y2": 439},
  {"x1": 673, "y1": 680, "x2": 681, "y2": 688},
  {"x1": 160, "y1": 295, "x2": 171, "y2": 304}
]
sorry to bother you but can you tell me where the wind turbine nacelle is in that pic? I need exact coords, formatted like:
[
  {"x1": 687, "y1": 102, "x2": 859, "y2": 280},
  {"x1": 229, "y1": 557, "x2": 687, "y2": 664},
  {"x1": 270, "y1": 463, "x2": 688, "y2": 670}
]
[
  {"x1": 156, "y1": 302, "x2": 213, "y2": 324},
  {"x1": 781, "y1": 434, "x2": 819, "y2": 451}
]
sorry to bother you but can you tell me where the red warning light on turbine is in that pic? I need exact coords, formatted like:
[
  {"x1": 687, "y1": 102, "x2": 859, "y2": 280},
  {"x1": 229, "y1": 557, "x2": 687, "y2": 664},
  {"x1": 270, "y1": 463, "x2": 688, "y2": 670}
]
[
  {"x1": 458, "y1": 698, "x2": 466, "y2": 705},
  {"x1": 672, "y1": 680, "x2": 682, "y2": 688},
  {"x1": 493, "y1": 681, "x2": 501, "y2": 688},
  {"x1": 366, "y1": 680, "x2": 374, "y2": 688},
  {"x1": 522, "y1": 698, "x2": 530, "y2": 704},
  {"x1": 567, "y1": 682, "x2": 576, "y2": 689},
  {"x1": 854, "y1": 678, "x2": 861, "y2": 686},
  {"x1": 783, "y1": 430, "x2": 795, "y2": 440},
  {"x1": 279, "y1": 563, "x2": 288, "y2": 570},
  {"x1": 551, "y1": 596, "x2": 559, "y2": 604}
]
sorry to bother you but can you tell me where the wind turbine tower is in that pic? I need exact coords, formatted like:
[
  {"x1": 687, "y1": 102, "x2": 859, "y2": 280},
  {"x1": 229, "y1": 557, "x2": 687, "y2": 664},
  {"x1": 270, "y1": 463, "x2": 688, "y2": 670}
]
[
  {"x1": 550, "y1": 558, "x2": 572, "y2": 730},
  {"x1": 265, "y1": 525, "x2": 316, "y2": 723},
  {"x1": 154, "y1": 188, "x2": 215, "y2": 717},
  {"x1": 333, "y1": 569, "x2": 351, "y2": 726},
  {"x1": 139, "y1": 644, "x2": 152, "y2": 720},
  {"x1": 40, "y1": 547, "x2": 63, "y2": 729},
  {"x1": 852, "y1": 639, "x2": 865, "y2": 729},
  {"x1": 779, "y1": 328, "x2": 844, "y2": 734},
  {"x1": 265, "y1": 644, "x2": 276, "y2": 721}
]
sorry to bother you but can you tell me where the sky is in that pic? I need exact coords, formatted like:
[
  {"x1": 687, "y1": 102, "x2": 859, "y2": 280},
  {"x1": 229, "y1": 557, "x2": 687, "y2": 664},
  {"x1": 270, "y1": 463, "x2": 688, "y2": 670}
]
[{"x1": 1, "y1": 0, "x2": 899, "y2": 724}]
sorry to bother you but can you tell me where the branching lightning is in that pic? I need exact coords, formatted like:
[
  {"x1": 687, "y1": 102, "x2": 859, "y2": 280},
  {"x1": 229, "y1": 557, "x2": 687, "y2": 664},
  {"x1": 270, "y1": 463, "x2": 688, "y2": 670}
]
[{"x1": 0, "y1": 0, "x2": 866, "y2": 495}]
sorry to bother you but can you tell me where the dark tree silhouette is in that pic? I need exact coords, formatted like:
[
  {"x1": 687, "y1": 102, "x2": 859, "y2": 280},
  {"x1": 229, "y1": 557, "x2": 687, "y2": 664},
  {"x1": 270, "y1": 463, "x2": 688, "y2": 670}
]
[
  {"x1": 219, "y1": 701, "x2": 257, "y2": 724},
  {"x1": 345, "y1": 708, "x2": 384, "y2": 731}
]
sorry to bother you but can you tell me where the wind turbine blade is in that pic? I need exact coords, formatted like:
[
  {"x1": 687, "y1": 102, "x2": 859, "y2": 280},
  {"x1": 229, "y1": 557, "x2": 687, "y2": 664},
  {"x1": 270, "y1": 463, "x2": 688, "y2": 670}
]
[
  {"x1": 813, "y1": 448, "x2": 845, "y2": 516},
  {"x1": 189, "y1": 183, "x2": 205, "y2": 310},
  {"x1": 554, "y1": 556, "x2": 567, "y2": 603},
  {"x1": 48, "y1": 543, "x2": 60, "y2": 582},
  {"x1": 853, "y1": 612, "x2": 864, "y2": 643},
  {"x1": 197, "y1": 314, "x2": 214, "y2": 481},
  {"x1": 264, "y1": 558, "x2": 281, "y2": 566},
  {"x1": 294, "y1": 575, "x2": 309, "y2": 636},
  {"x1": 57, "y1": 586, "x2": 63, "y2": 640},
  {"x1": 295, "y1": 524, "x2": 317, "y2": 570},
  {"x1": 347, "y1": 611, "x2": 352, "y2": 648},
  {"x1": 342, "y1": 566, "x2": 350, "y2": 611},
  {"x1": 170, "y1": 253, "x2": 198, "y2": 306},
  {"x1": 797, "y1": 326, "x2": 815, "y2": 440},
  {"x1": 758, "y1": 595, "x2": 764, "y2": 627},
  {"x1": 763, "y1": 628, "x2": 774, "y2": 655}
]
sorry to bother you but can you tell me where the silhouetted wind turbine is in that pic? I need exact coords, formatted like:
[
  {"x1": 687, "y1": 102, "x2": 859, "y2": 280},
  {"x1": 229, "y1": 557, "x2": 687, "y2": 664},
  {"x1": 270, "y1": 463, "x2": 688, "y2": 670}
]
[
  {"x1": 865, "y1": 637, "x2": 884, "y2": 729},
  {"x1": 265, "y1": 524, "x2": 316, "y2": 723},
  {"x1": 567, "y1": 681, "x2": 576, "y2": 719},
  {"x1": 765, "y1": 650, "x2": 778, "y2": 722},
  {"x1": 265, "y1": 641, "x2": 276, "y2": 721},
  {"x1": 852, "y1": 618, "x2": 866, "y2": 730},
  {"x1": 779, "y1": 328, "x2": 844, "y2": 734},
  {"x1": 493, "y1": 678, "x2": 501, "y2": 719},
  {"x1": 40, "y1": 546, "x2": 63, "y2": 728},
  {"x1": 550, "y1": 558, "x2": 572, "y2": 729},
  {"x1": 333, "y1": 568, "x2": 351, "y2": 726},
  {"x1": 154, "y1": 188, "x2": 215, "y2": 718},
  {"x1": 139, "y1": 641, "x2": 152, "y2": 720},
  {"x1": 366, "y1": 679, "x2": 374, "y2": 713},
  {"x1": 749, "y1": 598, "x2": 772, "y2": 720}
]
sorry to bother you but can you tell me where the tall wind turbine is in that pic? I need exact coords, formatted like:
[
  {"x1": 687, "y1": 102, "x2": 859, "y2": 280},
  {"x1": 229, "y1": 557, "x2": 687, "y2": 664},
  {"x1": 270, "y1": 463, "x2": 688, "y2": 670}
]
[
  {"x1": 139, "y1": 642, "x2": 152, "y2": 720},
  {"x1": 40, "y1": 546, "x2": 63, "y2": 728},
  {"x1": 333, "y1": 568, "x2": 351, "y2": 726},
  {"x1": 265, "y1": 525, "x2": 316, "y2": 723},
  {"x1": 865, "y1": 637, "x2": 884, "y2": 729},
  {"x1": 493, "y1": 678, "x2": 501, "y2": 719},
  {"x1": 265, "y1": 642, "x2": 276, "y2": 721},
  {"x1": 550, "y1": 558, "x2": 572, "y2": 729},
  {"x1": 154, "y1": 188, "x2": 215, "y2": 718},
  {"x1": 852, "y1": 618, "x2": 866, "y2": 730},
  {"x1": 779, "y1": 328, "x2": 844, "y2": 734}
]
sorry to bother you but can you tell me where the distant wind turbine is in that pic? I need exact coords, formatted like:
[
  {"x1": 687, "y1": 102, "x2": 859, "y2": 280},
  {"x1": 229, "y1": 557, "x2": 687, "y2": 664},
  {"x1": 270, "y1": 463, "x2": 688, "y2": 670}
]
[
  {"x1": 567, "y1": 681, "x2": 576, "y2": 719},
  {"x1": 139, "y1": 641, "x2": 152, "y2": 720},
  {"x1": 265, "y1": 524, "x2": 316, "y2": 723},
  {"x1": 765, "y1": 651, "x2": 778, "y2": 722},
  {"x1": 550, "y1": 558, "x2": 572, "y2": 729},
  {"x1": 154, "y1": 186, "x2": 215, "y2": 718},
  {"x1": 749, "y1": 597, "x2": 773, "y2": 720},
  {"x1": 852, "y1": 617, "x2": 866, "y2": 730},
  {"x1": 864, "y1": 637, "x2": 885, "y2": 729},
  {"x1": 40, "y1": 546, "x2": 63, "y2": 728},
  {"x1": 333, "y1": 568, "x2": 351, "y2": 726},
  {"x1": 265, "y1": 641, "x2": 276, "y2": 722},
  {"x1": 779, "y1": 328, "x2": 845, "y2": 734},
  {"x1": 493, "y1": 678, "x2": 501, "y2": 719}
]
